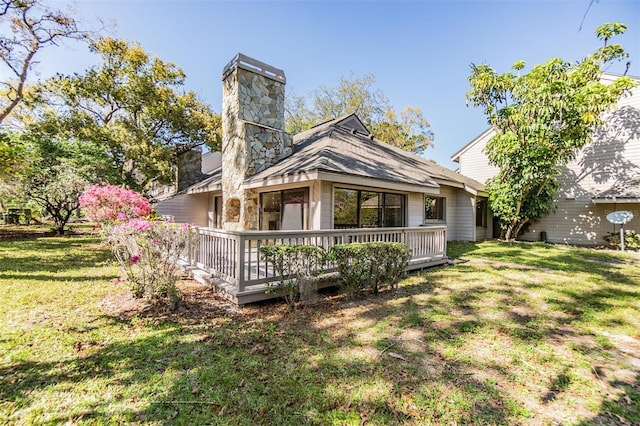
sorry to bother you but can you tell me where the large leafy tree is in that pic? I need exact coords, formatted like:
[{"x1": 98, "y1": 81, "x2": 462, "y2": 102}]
[
  {"x1": 467, "y1": 23, "x2": 636, "y2": 240},
  {"x1": 286, "y1": 74, "x2": 433, "y2": 153},
  {"x1": 19, "y1": 136, "x2": 116, "y2": 234},
  {"x1": 30, "y1": 38, "x2": 221, "y2": 189},
  {"x1": 0, "y1": 0, "x2": 91, "y2": 124}
]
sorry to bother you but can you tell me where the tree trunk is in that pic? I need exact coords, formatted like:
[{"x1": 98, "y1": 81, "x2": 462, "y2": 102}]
[
  {"x1": 513, "y1": 218, "x2": 530, "y2": 239},
  {"x1": 54, "y1": 221, "x2": 66, "y2": 235},
  {"x1": 504, "y1": 221, "x2": 517, "y2": 241}
]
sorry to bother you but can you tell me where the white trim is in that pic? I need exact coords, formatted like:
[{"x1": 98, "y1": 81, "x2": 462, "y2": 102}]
[
  {"x1": 331, "y1": 184, "x2": 411, "y2": 228},
  {"x1": 186, "y1": 184, "x2": 222, "y2": 194},
  {"x1": 424, "y1": 194, "x2": 446, "y2": 223},
  {"x1": 245, "y1": 170, "x2": 320, "y2": 188},
  {"x1": 246, "y1": 170, "x2": 440, "y2": 194},
  {"x1": 450, "y1": 127, "x2": 494, "y2": 163},
  {"x1": 319, "y1": 171, "x2": 440, "y2": 194},
  {"x1": 592, "y1": 198, "x2": 640, "y2": 204}
]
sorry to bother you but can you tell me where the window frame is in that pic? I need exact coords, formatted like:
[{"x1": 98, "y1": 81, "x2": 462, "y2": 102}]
[
  {"x1": 259, "y1": 187, "x2": 310, "y2": 231},
  {"x1": 424, "y1": 195, "x2": 446, "y2": 222},
  {"x1": 476, "y1": 199, "x2": 488, "y2": 227},
  {"x1": 333, "y1": 186, "x2": 406, "y2": 228}
]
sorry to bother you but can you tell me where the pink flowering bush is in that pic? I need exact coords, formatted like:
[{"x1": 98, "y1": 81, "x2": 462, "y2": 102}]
[
  {"x1": 82, "y1": 184, "x2": 194, "y2": 309},
  {"x1": 79, "y1": 183, "x2": 152, "y2": 225},
  {"x1": 108, "y1": 218, "x2": 196, "y2": 308}
]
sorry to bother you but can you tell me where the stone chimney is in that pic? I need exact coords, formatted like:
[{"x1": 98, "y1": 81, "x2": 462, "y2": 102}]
[
  {"x1": 177, "y1": 147, "x2": 204, "y2": 192},
  {"x1": 221, "y1": 53, "x2": 293, "y2": 230}
]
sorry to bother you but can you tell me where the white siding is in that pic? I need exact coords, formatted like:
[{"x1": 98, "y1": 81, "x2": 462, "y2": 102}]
[
  {"x1": 455, "y1": 191, "x2": 475, "y2": 241},
  {"x1": 407, "y1": 192, "x2": 425, "y2": 227},
  {"x1": 431, "y1": 185, "x2": 476, "y2": 242},
  {"x1": 437, "y1": 186, "x2": 457, "y2": 240},
  {"x1": 320, "y1": 181, "x2": 333, "y2": 229},
  {"x1": 457, "y1": 131, "x2": 499, "y2": 184},
  {"x1": 310, "y1": 179, "x2": 323, "y2": 229},
  {"x1": 155, "y1": 193, "x2": 209, "y2": 226},
  {"x1": 520, "y1": 201, "x2": 640, "y2": 245},
  {"x1": 519, "y1": 82, "x2": 640, "y2": 244}
]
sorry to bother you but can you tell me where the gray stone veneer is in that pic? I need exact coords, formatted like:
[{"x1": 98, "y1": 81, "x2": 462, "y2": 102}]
[
  {"x1": 221, "y1": 57, "x2": 293, "y2": 231},
  {"x1": 176, "y1": 148, "x2": 204, "y2": 192}
]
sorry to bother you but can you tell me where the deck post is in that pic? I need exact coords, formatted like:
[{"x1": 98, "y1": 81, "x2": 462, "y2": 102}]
[
  {"x1": 236, "y1": 233, "x2": 246, "y2": 293},
  {"x1": 443, "y1": 229, "x2": 447, "y2": 257},
  {"x1": 187, "y1": 231, "x2": 194, "y2": 266}
]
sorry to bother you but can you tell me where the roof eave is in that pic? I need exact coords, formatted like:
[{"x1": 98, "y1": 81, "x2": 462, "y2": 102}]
[
  {"x1": 186, "y1": 183, "x2": 222, "y2": 194},
  {"x1": 317, "y1": 171, "x2": 440, "y2": 194},
  {"x1": 245, "y1": 170, "x2": 320, "y2": 189},
  {"x1": 245, "y1": 169, "x2": 441, "y2": 194},
  {"x1": 451, "y1": 127, "x2": 494, "y2": 163},
  {"x1": 433, "y1": 178, "x2": 485, "y2": 196}
]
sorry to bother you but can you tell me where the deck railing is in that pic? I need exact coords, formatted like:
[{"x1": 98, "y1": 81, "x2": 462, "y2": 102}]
[{"x1": 186, "y1": 226, "x2": 447, "y2": 293}]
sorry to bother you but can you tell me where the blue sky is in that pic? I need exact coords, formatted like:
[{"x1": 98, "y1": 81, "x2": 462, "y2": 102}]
[{"x1": 40, "y1": 0, "x2": 640, "y2": 169}]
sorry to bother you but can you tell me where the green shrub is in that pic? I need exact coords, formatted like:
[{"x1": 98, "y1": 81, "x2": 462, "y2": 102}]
[
  {"x1": 603, "y1": 230, "x2": 640, "y2": 251},
  {"x1": 327, "y1": 242, "x2": 411, "y2": 297},
  {"x1": 259, "y1": 244, "x2": 326, "y2": 310}
]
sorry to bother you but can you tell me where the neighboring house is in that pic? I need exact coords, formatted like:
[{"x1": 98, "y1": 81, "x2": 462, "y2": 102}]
[
  {"x1": 156, "y1": 53, "x2": 489, "y2": 242},
  {"x1": 452, "y1": 73, "x2": 640, "y2": 245}
]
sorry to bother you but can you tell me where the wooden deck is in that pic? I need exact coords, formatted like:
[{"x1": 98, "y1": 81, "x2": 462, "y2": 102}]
[{"x1": 181, "y1": 226, "x2": 448, "y2": 305}]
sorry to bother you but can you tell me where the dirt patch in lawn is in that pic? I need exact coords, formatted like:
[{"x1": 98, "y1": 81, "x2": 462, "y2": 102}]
[
  {"x1": 100, "y1": 278, "x2": 377, "y2": 328},
  {"x1": 100, "y1": 280, "x2": 245, "y2": 322}
]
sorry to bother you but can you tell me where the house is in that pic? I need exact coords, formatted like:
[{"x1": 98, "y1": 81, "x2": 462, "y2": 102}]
[
  {"x1": 155, "y1": 54, "x2": 487, "y2": 304},
  {"x1": 452, "y1": 73, "x2": 640, "y2": 245}
]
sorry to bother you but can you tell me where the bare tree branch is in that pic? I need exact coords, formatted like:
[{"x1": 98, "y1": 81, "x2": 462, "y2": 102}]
[
  {"x1": 0, "y1": 0, "x2": 94, "y2": 124},
  {"x1": 579, "y1": 0, "x2": 598, "y2": 32}
]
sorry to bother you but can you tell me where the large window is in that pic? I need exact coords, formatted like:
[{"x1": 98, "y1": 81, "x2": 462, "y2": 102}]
[
  {"x1": 260, "y1": 188, "x2": 309, "y2": 230},
  {"x1": 334, "y1": 188, "x2": 406, "y2": 228},
  {"x1": 425, "y1": 196, "x2": 445, "y2": 221},
  {"x1": 476, "y1": 199, "x2": 488, "y2": 227}
]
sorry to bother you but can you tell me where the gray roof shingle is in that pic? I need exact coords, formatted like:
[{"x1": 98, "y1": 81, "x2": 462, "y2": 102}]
[
  {"x1": 249, "y1": 114, "x2": 484, "y2": 192},
  {"x1": 182, "y1": 113, "x2": 484, "y2": 195}
]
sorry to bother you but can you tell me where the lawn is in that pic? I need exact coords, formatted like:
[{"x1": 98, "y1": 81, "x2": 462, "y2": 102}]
[{"x1": 1, "y1": 233, "x2": 639, "y2": 425}]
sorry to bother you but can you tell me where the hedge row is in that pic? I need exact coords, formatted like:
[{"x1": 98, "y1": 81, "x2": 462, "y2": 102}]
[{"x1": 259, "y1": 242, "x2": 411, "y2": 308}]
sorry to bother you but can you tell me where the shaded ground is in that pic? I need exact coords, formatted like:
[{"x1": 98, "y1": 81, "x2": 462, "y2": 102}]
[
  {"x1": 101, "y1": 280, "x2": 245, "y2": 321},
  {"x1": 1, "y1": 235, "x2": 639, "y2": 425},
  {"x1": 0, "y1": 222, "x2": 95, "y2": 240},
  {"x1": 0, "y1": 224, "x2": 56, "y2": 239},
  {"x1": 100, "y1": 267, "x2": 640, "y2": 425}
]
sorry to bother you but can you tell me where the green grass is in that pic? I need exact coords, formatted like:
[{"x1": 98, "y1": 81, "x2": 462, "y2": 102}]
[{"x1": 1, "y1": 236, "x2": 639, "y2": 425}]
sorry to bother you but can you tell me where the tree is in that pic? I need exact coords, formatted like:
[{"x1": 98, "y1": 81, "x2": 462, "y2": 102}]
[
  {"x1": 0, "y1": 131, "x2": 28, "y2": 212},
  {"x1": 26, "y1": 165, "x2": 88, "y2": 234},
  {"x1": 0, "y1": 0, "x2": 90, "y2": 124},
  {"x1": 29, "y1": 38, "x2": 221, "y2": 189},
  {"x1": 0, "y1": 131, "x2": 25, "y2": 178},
  {"x1": 19, "y1": 136, "x2": 114, "y2": 234},
  {"x1": 286, "y1": 74, "x2": 433, "y2": 153},
  {"x1": 467, "y1": 22, "x2": 636, "y2": 240}
]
